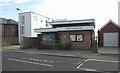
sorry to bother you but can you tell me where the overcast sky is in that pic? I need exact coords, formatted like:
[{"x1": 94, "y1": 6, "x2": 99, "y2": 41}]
[{"x1": 0, "y1": 0, "x2": 119, "y2": 36}]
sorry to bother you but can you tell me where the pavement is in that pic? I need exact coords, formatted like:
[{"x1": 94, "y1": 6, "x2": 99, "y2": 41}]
[
  {"x1": 2, "y1": 45, "x2": 119, "y2": 61},
  {"x1": 98, "y1": 47, "x2": 119, "y2": 54}
]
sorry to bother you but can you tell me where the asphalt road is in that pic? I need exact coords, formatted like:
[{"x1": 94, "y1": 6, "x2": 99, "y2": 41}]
[{"x1": 2, "y1": 50, "x2": 119, "y2": 72}]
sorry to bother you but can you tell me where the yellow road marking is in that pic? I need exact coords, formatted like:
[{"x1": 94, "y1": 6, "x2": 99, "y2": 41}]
[
  {"x1": 80, "y1": 68, "x2": 97, "y2": 71},
  {"x1": 87, "y1": 59, "x2": 119, "y2": 63}
]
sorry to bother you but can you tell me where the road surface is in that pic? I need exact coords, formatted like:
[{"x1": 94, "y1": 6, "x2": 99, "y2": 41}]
[{"x1": 2, "y1": 50, "x2": 119, "y2": 72}]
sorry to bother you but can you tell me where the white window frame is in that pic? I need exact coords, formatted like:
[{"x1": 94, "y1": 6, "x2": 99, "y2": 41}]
[
  {"x1": 77, "y1": 34, "x2": 83, "y2": 42},
  {"x1": 20, "y1": 26, "x2": 25, "y2": 34},
  {"x1": 70, "y1": 35, "x2": 76, "y2": 41},
  {"x1": 70, "y1": 34, "x2": 84, "y2": 42},
  {"x1": 34, "y1": 16, "x2": 37, "y2": 21}
]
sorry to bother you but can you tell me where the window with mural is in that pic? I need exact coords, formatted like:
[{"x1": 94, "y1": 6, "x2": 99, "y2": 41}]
[{"x1": 43, "y1": 33, "x2": 55, "y2": 41}]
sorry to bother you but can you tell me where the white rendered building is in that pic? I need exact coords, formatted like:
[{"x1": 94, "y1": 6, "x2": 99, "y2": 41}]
[{"x1": 18, "y1": 11, "x2": 52, "y2": 44}]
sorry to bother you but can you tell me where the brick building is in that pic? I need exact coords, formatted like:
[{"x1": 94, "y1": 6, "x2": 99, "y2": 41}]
[
  {"x1": 0, "y1": 17, "x2": 18, "y2": 37},
  {"x1": 98, "y1": 20, "x2": 120, "y2": 47},
  {"x1": 0, "y1": 17, "x2": 19, "y2": 45},
  {"x1": 35, "y1": 19, "x2": 95, "y2": 50}
]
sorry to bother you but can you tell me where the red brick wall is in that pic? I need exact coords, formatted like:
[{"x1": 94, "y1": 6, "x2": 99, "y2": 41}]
[
  {"x1": 60, "y1": 31, "x2": 92, "y2": 49},
  {"x1": 2, "y1": 24, "x2": 18, "y2": 37},
  {"x1": 98, "y1": 22, "x2": 120, "y2": 47}
]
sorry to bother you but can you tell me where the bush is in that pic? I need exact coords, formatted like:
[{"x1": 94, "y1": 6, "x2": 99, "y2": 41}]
[
  {"x1": 63, "y1": 42, "x2": 72, "y2": 50},
  {"x1": 57, "y1": 42, "x2": 72, "y2": 50},
  {"x1": 57, "y1": 43, "x2": 64, "y2": 50},
  {"x1": 38, "y1": 44, "x2": 45, "y2": 49},
  {"x1": 44, "y1": 44, "x2": 52, "y2": 49}
]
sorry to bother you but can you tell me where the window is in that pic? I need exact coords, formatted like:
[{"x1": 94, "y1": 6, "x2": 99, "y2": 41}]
[
  {"x1": 34, "y1": 16, "x2": 37, "y2": 21},
  {"x1": 70, "y1": 34, "x2": 84, "y2": 42},
  {"x1": 70, "y1": 35, "x2": 76, "y2": 41},
  {"x1": 20, "y1": 26, "x2": 25, "y2": 34},
  {"x1": 46, "y1": 20, "x2": 49, "y2": 27},
  {"x1": 20, "y1": 16, "x2": 25, "y2": 24},
  {"x1": 40, "y1": 18, "x2": 43, "y2": 22},
  {"x1": 12, "y1": 28, "x2": 14, "y2": 31},
  {"x1": 77, "y1": 35, "x2": 83, "y2": 42},
  {"x1": 43, "y1": 33, "x2": 55, "y2": 41}
]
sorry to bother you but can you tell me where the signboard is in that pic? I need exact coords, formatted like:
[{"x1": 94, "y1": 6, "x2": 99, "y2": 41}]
[
  {"x1": 65, "y1": 27, "x2": 83, "y2": 29},
  {"x1": 57, "y1": 26, "x2": 94, "y2": 31},
  {"x1": 34, "y1": 26, "x2": 94, "y2": 33}
]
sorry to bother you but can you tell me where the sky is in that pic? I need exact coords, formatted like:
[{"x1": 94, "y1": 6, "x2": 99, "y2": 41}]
[{"x1": 0, "y1": 0, "x2": 119, "y2": 36}]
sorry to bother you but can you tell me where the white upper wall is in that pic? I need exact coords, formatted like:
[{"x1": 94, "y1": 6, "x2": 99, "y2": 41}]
[
  {"x1": 18, "y1": 11, "x2": 52, "y2": 37},
  {"x1": 18, "y1": 12, "x2": 31, "y2": 37}
]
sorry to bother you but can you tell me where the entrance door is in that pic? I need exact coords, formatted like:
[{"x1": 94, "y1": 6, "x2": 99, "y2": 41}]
[{"x1": 103, "y1": 32, "x2": 118, "y2": 47}]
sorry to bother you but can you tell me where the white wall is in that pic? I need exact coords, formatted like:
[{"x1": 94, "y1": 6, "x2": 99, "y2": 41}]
[
  {"x1": 118, "y1": 1, "x2": 120, "y2": 25},
  {"x1": 31, "y1": 12, "x2": 51, "y2": 37},
  {"x1": 25, "y1": 12, "x2": 32, "y2": 37},
  {"x1": 18, "y1": 11, "x2": 52, "y2": 44}
]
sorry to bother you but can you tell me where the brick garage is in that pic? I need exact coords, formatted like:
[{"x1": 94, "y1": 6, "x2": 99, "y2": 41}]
[{"x1": 98, "y1": 20, "x2": 120, "y2": 47}]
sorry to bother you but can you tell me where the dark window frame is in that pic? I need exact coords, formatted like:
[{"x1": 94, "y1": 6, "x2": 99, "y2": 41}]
[{"x1": 69, "y1": 34, "x2": 84, "y2": 42}]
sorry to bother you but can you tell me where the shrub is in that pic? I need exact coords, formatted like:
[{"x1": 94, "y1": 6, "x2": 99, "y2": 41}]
[
  {"x1": 57, "y1": 42, "x2": 72, "y2": 50},
  {"x1": 62, "y1": 42, "x2": 72, "y2": 50},
  {"x1": 38, "y1": 44, "x2": 45, "y2": 49},
  {"x1": 57, "y1": 42, "x2": 64, "y2": 50}
]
